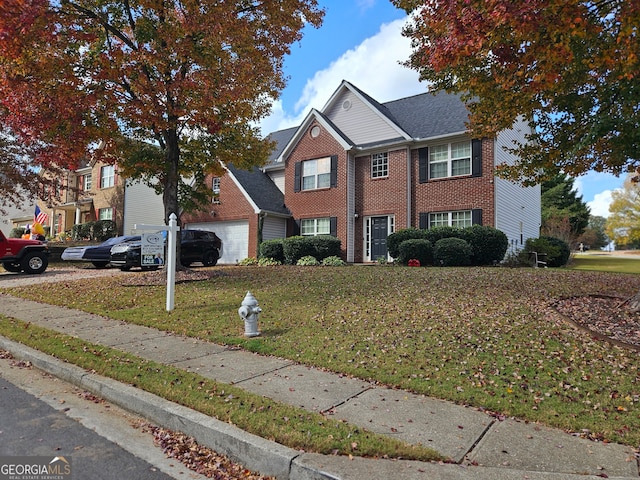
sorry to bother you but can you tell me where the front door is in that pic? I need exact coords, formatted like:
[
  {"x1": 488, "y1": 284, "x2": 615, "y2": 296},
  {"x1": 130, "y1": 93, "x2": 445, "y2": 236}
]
[{"x1": 371, "y1": 216, "x2": 388, "y2": 261}]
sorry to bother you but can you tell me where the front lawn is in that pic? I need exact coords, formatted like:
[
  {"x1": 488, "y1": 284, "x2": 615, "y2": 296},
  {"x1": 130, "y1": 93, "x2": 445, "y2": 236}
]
[{"x1": 3, "y1": 265, "x2": 640, "y2": 447}]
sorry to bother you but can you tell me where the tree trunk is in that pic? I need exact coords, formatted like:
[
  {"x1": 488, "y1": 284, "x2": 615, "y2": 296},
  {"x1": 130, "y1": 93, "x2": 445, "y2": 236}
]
[{"x1": 162, "y1": 129, "x2": 183, "y2": 270}]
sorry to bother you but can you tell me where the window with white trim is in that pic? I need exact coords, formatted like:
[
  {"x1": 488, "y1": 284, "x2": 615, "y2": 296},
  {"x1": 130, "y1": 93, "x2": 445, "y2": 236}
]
[
  {"x1": 83, "y1": 173, "x2": 92, "y2": 191},
  {"x1": 429, "y1": 210, "x2": 472, "y2": 228},
  {"x1": 371, "y1": 152, "x2": 388, "y2": 178},
  {"x1": 100, "y1": 165, "x2": 115, "y2": 188},
  {"x1": 98, "y1": 207, "x2": 113, "y2": 220},
  {"x1": 302, "y1": 157, "x2": 331, "y2": 190},
  {"x1": 301, "y1": 218, "x2": 330, "y2": 236},
  {"x1": 212, "y1": 177, "x2": 220, "y2": 194},
  {"x1": 429, "y1": 141, "x2": 471, "y2": 179}
]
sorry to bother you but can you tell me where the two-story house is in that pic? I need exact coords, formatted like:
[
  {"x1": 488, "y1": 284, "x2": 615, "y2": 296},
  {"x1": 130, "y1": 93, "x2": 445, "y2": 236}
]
[
  {"x1": 182, "y1": 80, "x2": 540, "y2": 263},
  {"x1": 35, "y1": 159, "x2": 126, "y2": 237}
]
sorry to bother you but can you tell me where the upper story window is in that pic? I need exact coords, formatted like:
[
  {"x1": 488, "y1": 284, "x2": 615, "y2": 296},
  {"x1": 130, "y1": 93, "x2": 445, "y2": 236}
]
[
  {"x1": 212, "y1": 177, "x2": 221, "y2": 194},
  {"x1": 302, "y1": 157, "x2": 331, "y2": 190},
  {"x1": 429, "y1": 141, "x2": 471, "y2": 179},
  {"x1": 371, "y1": 152, "x2": 388, "y2": 178},
  {"x1": 100, "y1": 165, "x2": 115, "y2": 188},
  {"x1": 83, "y1": 173, "x2": 92, "y2": 191}
]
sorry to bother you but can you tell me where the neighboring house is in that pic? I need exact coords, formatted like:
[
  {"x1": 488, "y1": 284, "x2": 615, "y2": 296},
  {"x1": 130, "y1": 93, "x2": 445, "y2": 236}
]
[
  {"x1": 36, "y1": 160, "x2": 126, "y2": 237},
  {"x1": 183, "y1": 80, "x2": 541, "y2": 263},
  {"x1": 1, "y1": 201, "x2": 33, "y2": 236}
]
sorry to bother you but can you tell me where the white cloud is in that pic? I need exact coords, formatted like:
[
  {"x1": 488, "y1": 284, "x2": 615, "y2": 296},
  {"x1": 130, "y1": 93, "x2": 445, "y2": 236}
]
[
  {"x1": 587, "y1": 190, "x2": 613, "y2": 218},
  {"x1": 260, "y1": 17, "x2": 424, "y2": 135}
]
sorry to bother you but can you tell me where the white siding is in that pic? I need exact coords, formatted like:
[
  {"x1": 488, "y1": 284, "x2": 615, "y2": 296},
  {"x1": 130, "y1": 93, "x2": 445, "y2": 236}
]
[
  {"x1": 0, "y1": 202, "x2": 33, "y2": 236},
  {"x1": 186, "y1": 220, "x2": 248, "y2": 265},
  {"x1": 123, "y1": 180, "x2": 165, "y2": 234},
  {"x1": 262, "y1": 215, "x2": 286, "y2": 240},
  {"x1": 326, "y1": 90, "x2": 399, "y2": 145},
  {"x1": 494, "y1": 118, "x2": 541, "y2": 253}
]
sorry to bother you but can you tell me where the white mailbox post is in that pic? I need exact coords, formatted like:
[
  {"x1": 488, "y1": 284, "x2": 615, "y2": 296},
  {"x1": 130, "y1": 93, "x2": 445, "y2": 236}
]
[{"x1": 134, "y1": 213, "x2": 180, "y2": 311}]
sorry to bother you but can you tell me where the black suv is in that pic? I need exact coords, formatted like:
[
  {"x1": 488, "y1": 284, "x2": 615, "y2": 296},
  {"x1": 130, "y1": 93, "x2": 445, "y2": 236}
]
[{"x1": 110, "y1": 229, "x2": 222, "y2": 270}]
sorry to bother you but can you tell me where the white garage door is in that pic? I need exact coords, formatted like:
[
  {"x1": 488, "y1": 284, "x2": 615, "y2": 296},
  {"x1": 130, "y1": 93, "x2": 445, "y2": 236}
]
[{"x1": 186, "y1": 220, "x2": 248, "y2": 265}]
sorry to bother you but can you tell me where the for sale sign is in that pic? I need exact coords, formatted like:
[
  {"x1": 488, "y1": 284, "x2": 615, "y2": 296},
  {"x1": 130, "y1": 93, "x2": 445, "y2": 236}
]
[{"x1": 141, "y1": 232, "x2": 165, "y2": 266}]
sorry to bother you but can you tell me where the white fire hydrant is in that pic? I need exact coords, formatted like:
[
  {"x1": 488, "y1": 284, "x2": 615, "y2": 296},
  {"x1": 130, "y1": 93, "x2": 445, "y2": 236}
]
[{"x1": 238, "y1": 291, "x2": 261, "y2": 337}]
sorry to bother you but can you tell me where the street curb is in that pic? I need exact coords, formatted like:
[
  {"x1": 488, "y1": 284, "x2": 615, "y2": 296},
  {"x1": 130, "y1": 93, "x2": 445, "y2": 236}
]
[{"x1": 0, "y1": 336, "x2": 307, "y2": 479}]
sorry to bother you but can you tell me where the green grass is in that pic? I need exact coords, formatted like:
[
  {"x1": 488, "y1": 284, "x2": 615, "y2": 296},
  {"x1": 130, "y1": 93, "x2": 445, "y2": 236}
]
[
  {"x1": 3, "y1": 264, "x2": 640, "y2": 448},
  {"x1": 569, "y1": 253, "x2": 640, "y2": 274}
]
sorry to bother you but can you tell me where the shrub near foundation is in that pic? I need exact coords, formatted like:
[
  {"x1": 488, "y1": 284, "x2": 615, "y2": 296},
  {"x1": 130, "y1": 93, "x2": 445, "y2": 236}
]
[
  {"x1": 434, "y1": 237, "x2": 472, "y2": 266},
  {"x1": 398, "y1": 239, "x2": 433, "y2": 266}
]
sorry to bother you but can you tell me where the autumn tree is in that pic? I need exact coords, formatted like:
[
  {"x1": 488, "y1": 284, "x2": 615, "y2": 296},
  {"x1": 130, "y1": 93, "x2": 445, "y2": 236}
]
[
  {"x1": 393, "y1": 0, "x2": 640, "y2": 184},
  {"x1": 0, "y1": 0, "x2": 323, "y2": 224},
  {"x1": 605, "y1": 175, "x2": 640, "y2": 248}
]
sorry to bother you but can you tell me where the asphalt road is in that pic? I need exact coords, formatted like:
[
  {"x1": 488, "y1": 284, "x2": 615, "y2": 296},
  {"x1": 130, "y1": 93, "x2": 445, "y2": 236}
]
[{"x1": 0, "y1": 356, "x2": 208, "y2": 480}]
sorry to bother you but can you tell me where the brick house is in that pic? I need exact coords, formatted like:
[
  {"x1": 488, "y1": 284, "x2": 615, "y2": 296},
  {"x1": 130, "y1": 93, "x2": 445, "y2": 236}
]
[
  {"x1": 187, "y1": 80, "x2": 541, "y2": 263},
  {"x1": 35, "y1": 159, "x2": 126, "y2": 237}
]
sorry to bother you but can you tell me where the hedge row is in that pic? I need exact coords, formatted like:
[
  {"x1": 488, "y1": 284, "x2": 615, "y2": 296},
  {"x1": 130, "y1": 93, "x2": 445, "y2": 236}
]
[{"x1": 259, "y1": 235, "x2": 341, "y2": 265}]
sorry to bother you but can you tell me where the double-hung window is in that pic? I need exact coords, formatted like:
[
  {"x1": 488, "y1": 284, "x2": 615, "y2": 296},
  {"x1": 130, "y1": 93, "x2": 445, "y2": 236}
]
[
  {"x1": 302, "y1": 157, "x2": 331, "y2": 190},
  {"x1": 98, "y1": 207, "x2": 113, "y2": 221},
  {"x1": 301, "y1": 218, "x2": 330, "y2": 236},
  {"x1": 100, "y1": 165, "x2": 115, "y2": 188},
  {"x1": 371, "y1": 152, "x2": 388, "y2": 178},
  {"x1": 429, "y1": 210, "x2": 472, "y2": 228},
  {"x1": 429, "y1": 141, "x2": 471, "y2": 179},
  {"x1": 83, "y1": 173, "x2": 92, "y2": 191}
]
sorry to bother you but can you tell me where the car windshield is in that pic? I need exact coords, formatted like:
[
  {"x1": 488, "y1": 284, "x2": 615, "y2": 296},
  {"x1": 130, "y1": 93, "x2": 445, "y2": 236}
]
[{"x1": 101, "y1": 236, "x2": 139, "y2": 247}]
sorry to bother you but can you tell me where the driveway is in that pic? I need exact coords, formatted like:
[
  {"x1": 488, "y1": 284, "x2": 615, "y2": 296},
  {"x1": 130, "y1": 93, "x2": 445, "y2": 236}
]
[{"x1": 0, "y1": 266, "x2": 127, "y2": 288}]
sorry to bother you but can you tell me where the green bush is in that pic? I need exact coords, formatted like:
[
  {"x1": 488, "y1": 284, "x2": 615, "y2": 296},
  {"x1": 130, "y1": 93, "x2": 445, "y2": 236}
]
[
  {"x1": 238, "y1": 257, "x2": 258, "y2": 266},
  {"x1": 93, "y1": 220, "x2": 116, "y2": 241},
  {"x1": 71, "y1": 223, "x2": 91, "y2": 241},
  {"x1": 259, "y1": 239, "x2": 284, "y2": 263},
  {"x1": 321, "y1": 255, "x2": 346, "y2": 266},
  {"x1": 258, "y1": 257, "x2": 282, "y2": 266},
  {"x1": 423, "y1": 226, "x2": 463, "y2": 245},
  {"x1": 525, "y1": 236, "x2": 571, "y2": 267},
  {"x1": 460, "y1": 225, "x2": 509, "y2": 265},
  {"x1": 434, "y1": 238, "x2": 472, "y2": 266},
  {"x1": 283, "y1": 236, "x2": 315, "y2": 265},
  {"x1": 387, "y1": 228, "x2": 428, "y2": 259},
  {"x1": 397, "y1": 239, "x2": 433, "y2": 266},
  {"x1": 297, "y1": 255, "x2": 319, "y2": 266},
  {"x1": 308, "y1": 235, "x2": 341, "y2": 261}
]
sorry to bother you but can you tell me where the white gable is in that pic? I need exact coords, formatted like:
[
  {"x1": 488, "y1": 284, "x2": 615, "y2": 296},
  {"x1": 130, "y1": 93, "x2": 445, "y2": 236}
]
[{"x1": 325, "y1": 89, "x2": 402, "y2": 145}]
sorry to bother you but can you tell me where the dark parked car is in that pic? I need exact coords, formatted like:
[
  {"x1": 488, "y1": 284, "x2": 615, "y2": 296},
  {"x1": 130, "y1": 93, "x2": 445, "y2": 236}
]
[
  {"x1": 109, "y1": 229, "x2": 222, "y2": 271},
  {"x1": 61, "y1": 235, "x2": 141, "y2": 268}
]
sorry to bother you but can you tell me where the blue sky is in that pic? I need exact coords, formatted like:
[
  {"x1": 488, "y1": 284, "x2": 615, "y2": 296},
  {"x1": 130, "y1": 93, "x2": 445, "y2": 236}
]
[{"x1": 257, "y1": 0, "x2": 626, "y2": 218}]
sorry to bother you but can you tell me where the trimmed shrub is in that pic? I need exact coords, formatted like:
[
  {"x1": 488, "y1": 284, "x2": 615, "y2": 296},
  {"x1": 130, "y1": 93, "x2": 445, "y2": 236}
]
[
  {"x1": 93, "y1": 220, "x2": 116, "y2": 241},
  {"x1": 283, "y1": 236, "x2": 315, "y2": 265},
  {"x1": 71, "y1": 223, "x2": 92, "y2": 241},
  {"x1": 397, "y1": 239, "x2": 433, "y2": 266},
  {"x1": 460, "y1": 225, "x2": 509, "y2": 265},
  {"x1": 259, "y1": 239, "x2": 285, "y2": 263},
  {"x1": 525, "y1": 236, "x2": 571, "y2": 267},
  {"x1": 238, "y1": 257, "x2": 258, "y2": 266},
  {"x1": 307, "y1": 235, "x2": 341, "y2": 261},
  {"x1": 387, "y1": 228, "x2": 428, "y2": 259},
  {"x1": 322, "y1": 255, "x2": 346, "y2": 266},
  {"x1": 434, "y1": 238, "x2": 472, "y2": 266},
  {"x1": 423, "y1": 226, "x2": 463, "y2": 245},
  {"x1": 297, "y1": 255, "x2": 319, "y2": 266}
]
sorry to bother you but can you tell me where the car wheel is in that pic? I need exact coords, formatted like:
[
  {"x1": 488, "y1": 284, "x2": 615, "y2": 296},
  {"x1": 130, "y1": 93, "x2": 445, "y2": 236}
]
[
  {"x1": 21, "y1": 252, "x2": 48, "y2": 274},
  {"x1": 203, "y1": 250, "x2": 219, "y2": 267},
  {"x1": 92, "y1": 261, "x2": 109, "y2": 269},
  {"x1": 2, "y1": 262, "x2": 22, "y2": 273}
]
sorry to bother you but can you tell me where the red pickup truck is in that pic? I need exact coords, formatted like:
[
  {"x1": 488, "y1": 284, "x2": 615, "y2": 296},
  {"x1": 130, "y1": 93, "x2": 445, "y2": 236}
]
[{"x1": 0, "y1": 230, "x2": 49, "y2": 274}]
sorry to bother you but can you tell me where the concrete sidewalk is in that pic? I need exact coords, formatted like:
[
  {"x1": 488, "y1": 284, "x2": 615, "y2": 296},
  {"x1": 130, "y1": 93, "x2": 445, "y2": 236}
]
[{"x1": 0, "y1": 292, "x2": 638, "y2": 479}]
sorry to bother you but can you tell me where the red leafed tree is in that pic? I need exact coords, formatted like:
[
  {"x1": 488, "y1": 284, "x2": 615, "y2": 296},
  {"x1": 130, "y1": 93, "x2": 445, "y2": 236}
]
[
  {"x1": 393, "y1": 0, "x2": 640, "y2": 185},
  {"x1": 0, "y1": 0, "x2": 323, "y2": 221}
]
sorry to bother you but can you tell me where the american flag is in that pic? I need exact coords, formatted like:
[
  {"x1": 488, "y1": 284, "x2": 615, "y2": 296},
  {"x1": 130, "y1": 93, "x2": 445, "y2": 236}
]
[{"x1": 34, "y1": 205, "x2": 48, "y2": 225}]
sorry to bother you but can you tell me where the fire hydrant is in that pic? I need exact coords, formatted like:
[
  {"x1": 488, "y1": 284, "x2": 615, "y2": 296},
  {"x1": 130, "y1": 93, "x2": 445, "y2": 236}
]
[{"x1": 238, "y1": 291, "x2": 261, "y2": 337}]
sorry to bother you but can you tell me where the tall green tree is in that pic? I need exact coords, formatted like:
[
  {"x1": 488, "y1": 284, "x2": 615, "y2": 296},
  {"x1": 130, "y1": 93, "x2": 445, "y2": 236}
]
[
  {"x1": 606, "y1": 175, "x2": 640, "y2": 248},
  {"x1": 0, "y1": 0, "x2": 323, "y2": 223},
  {"x1": 392, "y1": 0, "x2": 640, "y2": 185},
  {"x1": 576, "y1": 215, "x2": 610, "y2": 250},
  {"x1": 541, "y1": 174, "x2": 590, "y2": 237}
]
